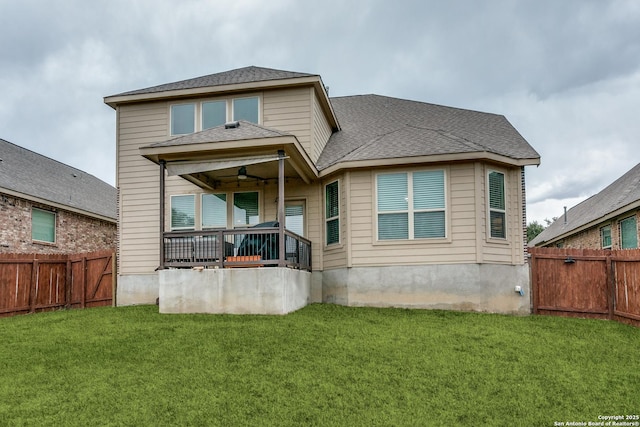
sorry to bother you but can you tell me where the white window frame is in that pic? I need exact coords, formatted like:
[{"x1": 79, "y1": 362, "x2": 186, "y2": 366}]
[
  {"x1": 375, "y1": 169, "x2": 447, "y2": 241},
  {"x1": 170, "y1": 95, "x2": 262, "y2": 136},
  {"x1": 487, "y1": 170, "x2": 507, "y2": 240},
  {"x1": 325, "y1": 180, "x2": 340, "y2": 246},
  {"x1": 600, "y1": 224, "x2": 612, "y2": 249},
  {"x1": 170, "y1": 103, "x2": 196, "y2": 136},
  {"x1": 170, "y1": 194, "x2": 196, "y2": 231},
  {"x1": 201, "y1": 193, "x2": 227, "y2": 229},
  {"x1": 32, "y1": 208, "x2": 56, "y2": 244}
]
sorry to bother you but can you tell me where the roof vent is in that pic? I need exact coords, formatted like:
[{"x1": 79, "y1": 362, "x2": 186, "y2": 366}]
[{"x1": 224, "y1": 121, "x2": 240, "y2": 129}]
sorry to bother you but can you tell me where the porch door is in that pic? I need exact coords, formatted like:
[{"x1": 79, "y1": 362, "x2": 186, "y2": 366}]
[{"x1": 285, "y1": 201, "x2": 305, "y2": 237}]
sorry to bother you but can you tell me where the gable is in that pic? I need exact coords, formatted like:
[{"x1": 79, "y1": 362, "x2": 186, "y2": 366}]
[{"x1": 0, "y1": 139, "x2": 117, "y2": 221}]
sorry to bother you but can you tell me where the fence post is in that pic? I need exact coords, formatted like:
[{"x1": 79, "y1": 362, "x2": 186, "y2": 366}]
[
  {"x1": 81, "y1": 256, "x2": 87, "y2": 309},
  {"x1": 29, "y1": 259, "x2": 39, "y2": 313},
  {"x1": 66, "y1": 259, "x2": 72, "y2": 309},
  {"x1": 607, "y1": 255, "x2": 615, "y2": 320},
  {"x1": 530, "y1": 249, "x2": 539, "y2": 314}
]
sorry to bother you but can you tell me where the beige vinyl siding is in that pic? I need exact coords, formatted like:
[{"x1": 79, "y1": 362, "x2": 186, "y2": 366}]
[
  {"x1": 117, "y1": 102, "x2": 168, "y2": 274},
  {"x1": 480, "y1": 165, "x2": 524, "y2": 264},
  {"x1": 312, "y1": 92, "x2": 333, "y2": 163},
  {"x1": 263, "y1": 88, "x2": 312, "y2": 158},
  {"x1": 347, "y1": 163, "x2": 484, "y2": 267}
]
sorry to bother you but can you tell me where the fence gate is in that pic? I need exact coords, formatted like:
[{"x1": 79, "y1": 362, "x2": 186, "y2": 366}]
[
  {"x1": 0, "y1": 250, "x2": 115, "y2": 317},
  {"x1": 530, "y1": 247, "x2": 640, "y2": 327}
]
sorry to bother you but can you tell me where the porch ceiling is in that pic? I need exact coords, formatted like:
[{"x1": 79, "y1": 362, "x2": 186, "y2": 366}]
[{"x1": 139, "y1": 130, "x2": 318, "y2": 188}]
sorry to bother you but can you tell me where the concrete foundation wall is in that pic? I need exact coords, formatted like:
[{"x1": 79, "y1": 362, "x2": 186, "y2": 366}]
[
  {"x1": 117, "y1": 274, "x2": 159, "y2": 306},
  {"x1": 159, "y1": 268, "x2": 311, "y2": 314},
  {"x1": 322, "y1": 264, "x2": 530, "y2": 314}
]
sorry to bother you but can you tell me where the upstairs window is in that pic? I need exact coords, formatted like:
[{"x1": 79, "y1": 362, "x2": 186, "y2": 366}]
[
  {"x1": 233, "y1": 97, "x2": 259, "y2": 123},
  {"x1": 32, "y1": 208, "x2": 56, "y2": 243},
  {"x1": 488, "y1": 171, "x2": 506, "y2": 239},
  {"x1": 325, "y1": 181, "x2": 340, "y2": 245},
  {"x1": 376, "y1": 170, "x2": 446, "y2": 240},
  {"x1": 202, "y1": 101, "x2": 227, "y2": 130},
  {"x1": 171, "y1": 195, "x2": 195, "y2": 230},
  {"x1": 620, "y1": 216, "x2": 638, "y2": 249},
  {"x1": 170, "y1": 104, "x2": 195, "y2": 135},
  {"x1": 600, "y1": 225, "x2": 612, "y2": 249}
]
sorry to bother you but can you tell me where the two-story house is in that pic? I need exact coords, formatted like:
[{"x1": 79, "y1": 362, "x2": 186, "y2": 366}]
[{"x1": 104, "y1": 66, "x2": 540, "y2": 314}]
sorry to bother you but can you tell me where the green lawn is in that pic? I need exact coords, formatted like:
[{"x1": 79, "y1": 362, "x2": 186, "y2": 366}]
[{"x1": 0, "y1": 304, "x2": 638, "y2": 426}]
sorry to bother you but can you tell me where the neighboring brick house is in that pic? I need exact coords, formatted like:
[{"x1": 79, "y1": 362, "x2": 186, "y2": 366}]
[
  {"x1": 0, "y1": 138, "x2": 116, "y2": 254},
  {"x1": 530, "y1": 163, "x2": 640, "y2": 249}
]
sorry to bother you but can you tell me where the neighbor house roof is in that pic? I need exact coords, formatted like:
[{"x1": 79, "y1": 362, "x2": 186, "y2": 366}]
[
  {"x1": 111, "y1": 66, "x2": 317, "y2": 97},
  {"x1": 0, "y1": 139, "x2": 117, "y2": 221},
  {"x1": 318, "y1": 95, "x2": 540, "y2": 171},
  {"x1": 530, "y1": 162, "x2": 640, "y2": 246}
]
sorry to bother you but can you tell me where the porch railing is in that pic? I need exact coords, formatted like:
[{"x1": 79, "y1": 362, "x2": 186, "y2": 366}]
[{"x1": 162, "y1": 228, "x2": 311, "y2": 271}]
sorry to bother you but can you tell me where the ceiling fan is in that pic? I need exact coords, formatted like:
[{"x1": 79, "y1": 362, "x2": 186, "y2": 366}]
[{"x1": 236, "y1": 166, "x2": 265, "y2": 181}]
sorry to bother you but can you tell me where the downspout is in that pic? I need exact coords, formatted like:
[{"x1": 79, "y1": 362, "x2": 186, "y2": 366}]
[
  {"x1": 277, "y1": 150, "x2": 286, "y2": 267},
  {"x1": 159, "y1": 160, "x2": 166, "y2": 270}
]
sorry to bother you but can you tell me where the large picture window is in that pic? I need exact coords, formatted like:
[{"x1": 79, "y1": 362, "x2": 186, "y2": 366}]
[
  {"x1": 488, "y1": 171, "x2": 506, "y2": 239},
  {"x1": 171, "y1": 195, "x2": 195, "y2": 230},
  {"x1": 376, "y1": 170, "x2": 446, "y2": 240},
  {"x1": 201, "y1": 194, "x2": 227, "y2": 228},
  {"x1": 325, "y1": 181, "x2": 340, "y2": 245},
  {"x1": 32, "y1": 208, "x2": 56, "y2": 243},
  {"x1": 620, "y1": 216, "x2": 638, "y2": 249}
]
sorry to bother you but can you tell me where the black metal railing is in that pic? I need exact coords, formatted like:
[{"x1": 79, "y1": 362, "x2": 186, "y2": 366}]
[{"x1": 162, "y1": 227, "x2": 311, "y2": 271}]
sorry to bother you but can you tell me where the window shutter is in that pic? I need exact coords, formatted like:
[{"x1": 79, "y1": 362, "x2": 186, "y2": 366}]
[
  {"x1": 377, "y1": 173, "x2": 408, "y2": 211},
  {"x1": 202, "y1": 194, "x2": 227, "y2": 228},
  {"x1": 32, "y1": 209, "x2": 55, "y2": 242}
]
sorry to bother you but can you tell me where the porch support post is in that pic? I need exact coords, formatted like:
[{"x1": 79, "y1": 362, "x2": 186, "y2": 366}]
[
  {"x1": 159, "y1": 160, "x2": 166, "y2": 270},
  {"x1": 277, "y1": 150, "x2": 286, "y2": 267}
]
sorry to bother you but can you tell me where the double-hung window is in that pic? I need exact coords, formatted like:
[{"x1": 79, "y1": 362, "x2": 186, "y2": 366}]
[
  {"x1": 488, "y1": 171, "x2": 506, "y2": 239},
  {"x1": 600, "y1": 225, "x2": 612, "y2": 249},
  {"x1": 170, "y1": 195, "x2": 195, "y2": 230},
  {"x1": 376, "y1": 170, "x2": 446, "y2": 240},
  {"x1": 325, "y1": 181, "x2": 340, "y2": 245},
  {"x1": 32, "y1": 208, "x2": 56, "y2": 243},
  {"x1": 620, "y1": 216, "x2": 638, "y2": 249}
]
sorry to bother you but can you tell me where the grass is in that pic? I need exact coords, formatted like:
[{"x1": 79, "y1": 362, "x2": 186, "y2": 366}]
[{"x1": 0, "y1": 305, "x2": 638, "y2": 426}]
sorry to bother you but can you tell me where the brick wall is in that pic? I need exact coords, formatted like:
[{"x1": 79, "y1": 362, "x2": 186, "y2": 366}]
[
  {"x1": 557, "y1": 210, "x2": 640, "y2": 250},
  {"x1": 0, "y1": 193, "x2": 116, "y2": 254}
]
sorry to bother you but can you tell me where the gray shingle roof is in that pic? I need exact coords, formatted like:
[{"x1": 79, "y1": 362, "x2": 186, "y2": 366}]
[
  {"x1": 317, "y1": 95, "x2": 539, "y2": 170},
  {"x1": 144, "y1": 121, "x2": 293, "y2": 149},
  {"x1": 530, "y1": 163, "x2": 640, "y2": 246},
  {"x1": 112, "y1": 66, "x2": 317, "y2": 97},
  {"x1": 0, "y1": 139, "x2": 116, "y2": 220}
]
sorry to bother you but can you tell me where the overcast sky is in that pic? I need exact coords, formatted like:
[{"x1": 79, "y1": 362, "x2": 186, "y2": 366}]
[{"x1": 1, "y1": 0, "x2": 639, "y2": 224}]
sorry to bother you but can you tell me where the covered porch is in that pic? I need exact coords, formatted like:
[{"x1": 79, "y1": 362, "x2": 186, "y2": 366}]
[{"x1": 139, "y1": 121, "x2": 318, "y2": 314}]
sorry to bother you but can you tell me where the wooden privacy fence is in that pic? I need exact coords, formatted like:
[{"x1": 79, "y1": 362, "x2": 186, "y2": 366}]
[
  {"x1": 0, "y1": 250, "x2": 115, "y2": 317},
  {"x1": 530, "y1": 247, "x2": 640, "y2": 327}
]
